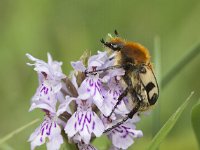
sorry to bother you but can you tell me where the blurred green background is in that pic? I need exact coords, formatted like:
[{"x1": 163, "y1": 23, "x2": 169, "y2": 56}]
[{"x1": 0, "y1": 0, "x2": 200, "y2": 149}]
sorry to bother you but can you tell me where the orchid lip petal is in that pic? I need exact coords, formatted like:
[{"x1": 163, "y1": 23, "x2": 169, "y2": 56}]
[
  {"x1": 26, "y1": 53, "x2": 66, "y2": 81},
  {"x1": 108, "y1": 120, "x2": 143, "y2": 149},
  {"x1": 28, "y1": 116, "x2": 63, "y2": 150},
  {"x1": 71, "y1": 61, "x2": 86, "y2": 72},
  {"x1": 64, "y1": 99, "x2": 105, "y2": 144}
]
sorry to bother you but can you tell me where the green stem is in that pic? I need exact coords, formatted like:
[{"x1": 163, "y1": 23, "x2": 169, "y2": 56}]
[
  {"x1": 148, "y1": 92, "x2": 194, "y2": 150},
  {"x1": 161, "y1": 42, "x2": 200, "y2": 89},
  {"x1": 152, "y1": 36, "x2": 161, "y2": 139},
  {"x1": 0, "y1": 118, "x2": 40, "y2": 145}
]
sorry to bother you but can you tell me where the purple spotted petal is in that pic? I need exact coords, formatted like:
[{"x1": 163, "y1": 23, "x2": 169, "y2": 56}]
[
  {"x1": 26, "y1": 53, "x2": 65, "y2": 81},
  {"x1": 29, "y1": 80, "x2": 59, "y2": 113},
  {"x1": 78, "y1": 75, "x2": 104, "y2": 109},
  {"x1": 88, "y1": 51, "x2": 108, "y2": 68},
  {"x1": 65, "y1": 106, "x2": 104, "y2": 144},
  {"x1": 101, "y1": 78, "x2": 129, "y2": 116},
  {"x1": 28, "y1": 116, "x2": 63, "y2": 150},
  {"x1": 108, "y1": 121, "x2": 143, "y2": 150}
]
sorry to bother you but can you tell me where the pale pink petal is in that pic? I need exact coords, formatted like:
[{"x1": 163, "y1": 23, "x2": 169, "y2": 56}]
[
  {"x1": 109, "y1": 122, "x2": 143, "y2": 149},
  {"x1": 92, "y1": 113, "x2": 105, "y2": 137},
  {"x1": 71, "y1": 61, "x2": 86, "y2": 72},
  {"x1": 26, "y1": 53, "x2": 65, "y2": 81},
  {"x1": 46, "y1": 124, "x2": 63, "y2": 150},
  {"x1": 57, "y1": 96, "x2": 75, "y2": 116},
  {"x1": 47, "y1": 52, "x2": 53, "y2": 64},
  {"x1": 28, "y1": 116, "x2": 63, "y2": 150},
  {"x1": 64, "y1": 111, "x2": 78, "y2": 138},
  {"x1": 29, "y1": 102, "x2": 55, "y2": 113},
  {"x1": 65, "y1": 108, "x2": 105, "y2": 144},
  {"x1": 78, "y1": 76, "x2": 104, "y2": 109},
  {"x1": 79, "y1": 127, "x2": 91, "y2": 144},
  {"x1": 70, "y1": 72, "x2": 78, "y2": 89},
  {"x1": 92, "y1": 90, "x2": 104, "y2": 108}
]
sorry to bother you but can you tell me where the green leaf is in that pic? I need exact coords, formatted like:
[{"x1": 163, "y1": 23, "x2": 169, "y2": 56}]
[
  {"x1": 0, "y1": 143, "x2": 14, "y2": 150},
  {"x1": 147, "y1": 92, "x2": 194, "y2": 150},
  {"x1": 152, "y1": 36, "x2": 161, "y2": 137},
  {"x1": 153, "y1": 36, "x2": 162, "y2": 87},
  {"x1": 0, "y1": 119, "x2": 40, "y2": 145},
  {"x1": 161, "y1": 42, "x2": 200, "y2": 89},
  {"x1": 191, "y1": 98, "x2": 200, "y2": 149}
]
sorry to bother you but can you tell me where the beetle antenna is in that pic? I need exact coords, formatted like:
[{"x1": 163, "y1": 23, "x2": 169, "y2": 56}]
[
  {"x1": 114, "y1": 30, "x2": 119, "y2": 37},
  {"x1": 100, "y1": 38, "x2": 105, "y2": 44}
]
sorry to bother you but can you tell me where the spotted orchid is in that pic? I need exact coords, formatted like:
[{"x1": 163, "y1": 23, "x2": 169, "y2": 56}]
[
  {"x1": 27, "y1": 53, "x2": 66, "y2": 149},
  {"x1": 28, "y1": 114, "x2": 63, "y2": 150},
  {"x1": 108, "y1": 120, "x2": 143, "y2": 150},
  {"x1": 28, "y1": 86, "x2": 64, "y2": 150},
  {"x1": 71, "y1": 51, "x2": 110, "y2": 110},
  {"x1": 64, "y1": 97, "x2": 105, "y2": 144},
  {"x1": 27, "y1": 49, "x2": 148, "y2": 150},
  {"x1": 26, "y1": 53, "x2": 69, "y2": 112}
]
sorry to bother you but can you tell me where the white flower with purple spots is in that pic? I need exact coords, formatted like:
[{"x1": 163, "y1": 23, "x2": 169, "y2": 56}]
[
  {"x1": 26, "y1": 53, "x2": 66, "y2": 81},
  {"x1": 56, "y1": 95, "x2": 75, "y2": 116},
  {"x1": 29, "y1": 80, "x2": 59, "y2": 112},
  {"x1": 26, "y1": 53, "x2": 71, "y2": 113},
  {"x1": 26, "y1": 49, "x2": 148, "y2": 150},
  {"x1": 78, "y1": 74, "x2": 104, "y2": 109},
  {"x1": 28, "y1": 115, "x2": 63, "y2": 150},
  {"x1": 102, "y1": 77, "x2": 129, "y2": 116},
  {"x1": 64, "y1": 98, "x2": 105, "y2": 144},
  {"x1": 87, "y1": 51, "x2": 109, "y2": 70},
  {"x1": 72, "y1": 52, "x2": 110, "y2": 110},
  {"x1": 107, "y1": 120, "x2": 143, "y2": 150},
  {"x1": 26, "y1": 53, "x2": 65, "y2": 102},
  {"x1": 28, "y1": 94, "x2": 65, "y2": 150}
]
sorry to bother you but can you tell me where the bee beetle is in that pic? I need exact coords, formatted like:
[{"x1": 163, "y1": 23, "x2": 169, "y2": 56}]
[{"x1": 101, "y1": 31, "x2": 159, "y2": 132}]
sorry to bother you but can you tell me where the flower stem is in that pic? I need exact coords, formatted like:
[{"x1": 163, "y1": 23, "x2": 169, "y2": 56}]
[
  {"x1": 0, "y1": 119, "x2": 40, "y2": 145},
  {"x1": 152, "y1": 36, "x2": 161, "y2": 145},
  {"x1": 161, "y1": 42, "x2": 200, "y2": 89}
]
